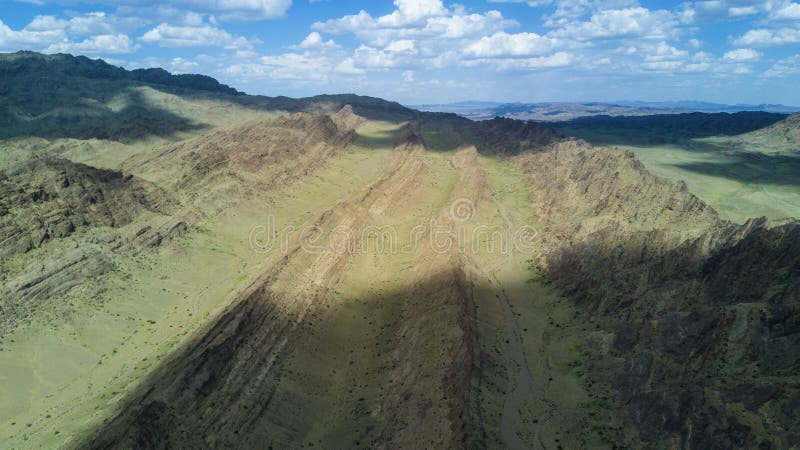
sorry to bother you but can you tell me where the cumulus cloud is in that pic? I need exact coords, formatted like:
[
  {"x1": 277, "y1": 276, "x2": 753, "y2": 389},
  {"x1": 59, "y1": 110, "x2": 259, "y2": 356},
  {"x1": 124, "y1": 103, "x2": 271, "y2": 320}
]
[
  {"x1": 335, "y1": 58, "x2": 366, "y2": 75},
  {"x1": 503, "y1": 51, "x2": 574, "y2": 68},
  {"x1": 169, "y1": 56, "x2": 200, "y2": 73},
  {"x1": 295, "y1": 31, "x2": 338, "y2": 49},
  {"x1": 54, "y1": 0, "x2": 293, "y2": 21},
  {"x1": 464, "y1": 32, "x2": 561, "y2": 57},
  {"x1": 0, "y1": 18, "x2": 65, "y2": 52},
  {"x1": 312, "y1": 3, "x2": 514, "y2": 47},
  {"x1": 385, "y1": 39, "x2": 417, "y2": 54},
  {"x1": 488, "y1": 0, "x2": 553, "y2": 6},
  {"x1": 733, "y1": 27, "x2": 800, "y2": 46},
  {"x1": 548, "y1": 7, "x2": 679, "y2": 41},
  {"x1": 723, "y1": 48, "x2": 760, "y2": 61},
  {"x1": 141, "y1": 22, "x2": 257, "y2": 49},
  {"x1": 224, "y1": 32, "x2": 355, "y2": 84},
  {"x1": 763, "y1": 54, "x2": 800, "y2": 77},
  {"x1": 377, "y1": 0, "x2": 447, "y2": 27},
  {"x1": 178, "y1": 0, "x2": 292, "y2": 20},
  {"x1": 770, "y1": 2, "x2": 800, "y2": 20},
  {"x1": 679, "y1": 1, "x2": 768, "y2": 23},
  {"x1": 45, "y1": 34, "x2": 136, "y2": 54}
]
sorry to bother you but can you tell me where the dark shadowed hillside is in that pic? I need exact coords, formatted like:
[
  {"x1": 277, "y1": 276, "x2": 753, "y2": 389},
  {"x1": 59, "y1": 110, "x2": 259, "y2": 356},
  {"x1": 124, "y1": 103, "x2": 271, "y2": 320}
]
[{"x1": 551, "y1": 111, "x2": 787, "y2": 146}]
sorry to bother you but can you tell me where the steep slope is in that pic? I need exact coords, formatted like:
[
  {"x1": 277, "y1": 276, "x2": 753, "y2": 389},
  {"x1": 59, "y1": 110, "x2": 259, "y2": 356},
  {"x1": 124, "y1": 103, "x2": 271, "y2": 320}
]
[
  {"x1": 511, "y1": 139, "x2": 800, "y2": 448},
  {"x1": 0, "y1": 158, "x2": 171, "y2": 257},
  {"x1": 128, "y1": 109, "x2": 359, "y2": 215},
  {"x1": 739, "y1": 112, "x2": 800, "y2": 148},
  {"x1": 80, "y1": 131, "x2": 486, "y2": 449}
]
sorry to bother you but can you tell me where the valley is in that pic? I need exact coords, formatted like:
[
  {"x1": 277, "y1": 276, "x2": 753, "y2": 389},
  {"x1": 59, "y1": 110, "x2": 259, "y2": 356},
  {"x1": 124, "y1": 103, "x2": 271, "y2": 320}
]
[{"x1": 1, "y1": 52, "x2": 799, "y2": 449}]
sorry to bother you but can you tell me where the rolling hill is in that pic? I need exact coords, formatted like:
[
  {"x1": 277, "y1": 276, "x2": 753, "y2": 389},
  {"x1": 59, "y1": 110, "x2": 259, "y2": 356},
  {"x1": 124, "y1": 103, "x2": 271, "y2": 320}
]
[{"x1": 1, "y1": 52, "x2": 799, "y2": 449}]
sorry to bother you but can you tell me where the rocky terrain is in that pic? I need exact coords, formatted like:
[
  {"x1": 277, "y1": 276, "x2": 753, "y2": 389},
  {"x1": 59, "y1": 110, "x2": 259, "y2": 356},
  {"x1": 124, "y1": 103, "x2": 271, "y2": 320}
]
[{"x1": 1, "y1": 52, "x2": 799, "y2": 449}]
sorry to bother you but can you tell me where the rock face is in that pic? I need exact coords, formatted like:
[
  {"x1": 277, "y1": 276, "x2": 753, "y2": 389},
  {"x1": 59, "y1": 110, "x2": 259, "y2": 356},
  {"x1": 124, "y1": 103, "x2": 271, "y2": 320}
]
[
  {"x1": 472, "y1": 116, "x2": 559, "y2": 155},
  {"x1": 81, "y1": 139, "x2": 485, "y2": 450},
  {"x1": 0, "y1": 158, "x2": 169, "y2": 257},
  {"x1": 512, "y1": 138, "x2": 800, "y2": 448}
]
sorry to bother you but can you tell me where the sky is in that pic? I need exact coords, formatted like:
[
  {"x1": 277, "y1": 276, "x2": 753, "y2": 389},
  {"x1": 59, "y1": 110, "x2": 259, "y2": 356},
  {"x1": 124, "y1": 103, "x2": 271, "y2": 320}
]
[{"x1": 1, "y1": 0, "x2": 800, "y2": 105}]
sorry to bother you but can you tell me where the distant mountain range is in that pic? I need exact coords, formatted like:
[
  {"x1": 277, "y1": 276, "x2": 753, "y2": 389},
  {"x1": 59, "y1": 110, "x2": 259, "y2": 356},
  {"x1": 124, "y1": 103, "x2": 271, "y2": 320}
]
[{"x1": 411, "y1": 100, "x2": 800, "y2": 121}]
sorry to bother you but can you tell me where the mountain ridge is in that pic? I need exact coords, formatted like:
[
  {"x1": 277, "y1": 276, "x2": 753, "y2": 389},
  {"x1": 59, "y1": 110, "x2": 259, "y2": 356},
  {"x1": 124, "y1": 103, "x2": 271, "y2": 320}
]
[{"x1": 1, "y1": 51, "x2": 799, "y2": 449}]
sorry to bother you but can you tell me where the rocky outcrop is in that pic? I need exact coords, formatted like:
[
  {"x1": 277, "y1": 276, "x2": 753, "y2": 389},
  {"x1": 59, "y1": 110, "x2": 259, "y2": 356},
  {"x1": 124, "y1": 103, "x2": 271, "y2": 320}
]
[
  {"x1": 0, "y1": 158, "x2": 171, "y2": 257},
  {"x1": 472, "y1": 116, "x2": 559, "y2": 155},
  {"x1": 512, "y1": 137, "x2": 800, "y2": 448},
  {"x1": 80, "y1": 137, "x2": 485, "y2": 450},
  {"x1": 153, "y1": 112, "x2": 354, "y2": 194}
]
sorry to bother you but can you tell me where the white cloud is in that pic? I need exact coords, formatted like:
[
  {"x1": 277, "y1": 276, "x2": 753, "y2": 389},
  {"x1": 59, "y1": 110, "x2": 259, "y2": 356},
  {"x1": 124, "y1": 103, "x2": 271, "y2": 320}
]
[
  {"x1": 729, "y1": 6, "x2": 758, "y2": 17},
  {"x1": 335, "y1": 58, "x2": 366, "y2": 75},
  {"x1": 352, "y1": 45, "x2": 404, "y2": 69},
  {"x1": 723, "y1": 48, "x2": 760, "y2": 61},
  {"x1": 642, "y1": 60, "x2": 683, "y2": 71},
  {"x1": 385, "y1": 39, "x2": 417, "y2": 53},
  {"x1": 679, "y1": 1, "x2": 768, "y2": 23},
  {"x1": 69, "y1": 12, "x2": 144, "y2": 35},
  {"x1": 732, "y1": 64, "x2": 752, "y2": 74},
  {"x1": 377, "y1": 0, "x2": 447, "y2": 26},
  {"x1": 513, "y1": 51, "x2": 573, "y2": 68},
  {"x1": 25, "y1": 15, "x2": 69, "y2": 32},
  {"x1": 488, "y1": 0, "x2": 553, "y2": 6},
  {"x1": 733, "y1": 27, "x2": 800, "y2": 46},
  {"x1": 464, "y1": 32, "x2": 561, "y2": 57},
  {"x1": 771, "y1": 3, "x2": 800, "y2": 20},
  {"x1": 86, "y1": 0, "x2": 293, "y2": 21},
  {"x1": 643, "y1": 42, "x2": 689, "y2": 62},
  {"x1": 763, "y1": 54, "x2": 800, "y2": 77},
  {"x1": 684, "y1": 61, "x2": 711, "y2": 72},
  {"x1": 169, "y1": 56, "x2": 199, "y2": 73},
  {"x1": 140, "y1": 22, "x2": 257, "y2": 49},
  {"x1": 548, "y1": 7, "x2": 679, "y2": 41},
  {"x1": 0, "y1": 18, "x2": 65, "y2": 52},
  {"x1": 296, "y1": 31, "x2": 338, "y2": 49},
  {"x1": 312, "y1": 5, "x2": 513, "y2": 47},
  {"x1": 544, "y1": 0, "x2": 642, "y2": 25},
  {"x1": 45, "y1": 33, "x2": 136, "y2": 54},
  {"x1": 257, "y1": 51, "x2": 332, "y2": 80}
]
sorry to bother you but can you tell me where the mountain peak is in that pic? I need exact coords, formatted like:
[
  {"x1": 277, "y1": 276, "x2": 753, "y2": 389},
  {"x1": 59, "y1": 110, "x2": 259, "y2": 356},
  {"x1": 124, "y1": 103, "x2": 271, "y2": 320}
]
[{"x1": 0, "y1": 51, "x2": 241, "y2": 96}]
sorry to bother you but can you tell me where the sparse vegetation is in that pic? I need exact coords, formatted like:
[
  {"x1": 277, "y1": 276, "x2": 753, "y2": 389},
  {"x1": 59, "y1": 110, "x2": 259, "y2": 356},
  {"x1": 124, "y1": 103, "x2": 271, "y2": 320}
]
[{"x1": 1, "y1": 52, "x2": 799, "y2": 450}]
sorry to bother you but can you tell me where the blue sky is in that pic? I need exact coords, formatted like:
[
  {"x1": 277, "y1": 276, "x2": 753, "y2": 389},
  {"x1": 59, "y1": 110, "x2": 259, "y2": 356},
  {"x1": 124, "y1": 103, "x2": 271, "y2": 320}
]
[{"x1": 2, "y1": 0, "x2": 800, "y2": 105}]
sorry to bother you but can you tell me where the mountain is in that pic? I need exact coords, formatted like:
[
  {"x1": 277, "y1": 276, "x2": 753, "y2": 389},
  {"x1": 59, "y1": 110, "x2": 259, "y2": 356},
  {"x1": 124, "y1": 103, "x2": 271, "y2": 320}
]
[
  {"x1": 738, "y1": 112, "x2": 800, "y2": 149},
  {"x1": 414, "y1": 100, "x2": 800, "y2": 121},
  {"x1": 549, "y1": 111, "x2": 788, "y2": 146},
  {"x1": 1, "y1": 52, "x2": 799, "y2": 449},
  {"x1": 616, "y1": 100, "x2": 800, "y2": 114}
]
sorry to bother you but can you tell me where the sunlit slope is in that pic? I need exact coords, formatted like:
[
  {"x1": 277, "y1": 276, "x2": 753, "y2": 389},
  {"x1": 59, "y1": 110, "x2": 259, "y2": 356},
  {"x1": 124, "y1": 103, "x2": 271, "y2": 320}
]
[
  {"x1": 0, "y1": 107, "x2": 398, "y2": 448},
  {"x1": 551, "y1": 112, "x2": 800, "y2": 222},
  {"x1": 737, "y1": 112, "x2": 800, "y2": 149}
]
